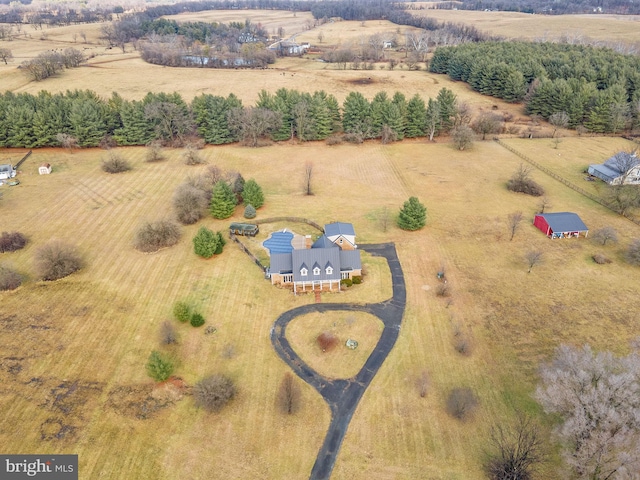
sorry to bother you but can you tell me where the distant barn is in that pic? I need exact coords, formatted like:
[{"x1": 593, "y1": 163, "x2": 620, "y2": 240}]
[{"x1": 533, "y1": 212, "x2": 588, "y2": 239}]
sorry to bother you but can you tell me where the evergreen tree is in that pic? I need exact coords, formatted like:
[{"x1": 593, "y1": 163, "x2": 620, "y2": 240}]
[
  {"x1": 397, "y1": 197, "x2": 427, "y2": 231},
  {"x1": 425, "y1": 98, "x2": 441, "y2": 141},
  {"x1": 406, "y1": 94, "x2": 426, "y2": 138},
  {"x1": 391, "y1": 92, "x2": 407, "y2": 139},
  {"x1": 436, "y1": 88, "x2": 457, "y2": 133},
  {"x1": 114, "y1": 100, "x2": 155, "y2": 145},
  {"x1": 192, "y1": 93, "x2": 241, "y2": 144},
  {"x1": 210, "y1": 181, "x2": 237, "y2": 219},
  {"x1": 214, "y1": 231, "x2": 226, "y2": 255},
  {"x1": 193, "y1": 226, "x2": 219, "y2": 258},
  {"x1": 146, "y1": 350, "x2": 174, "y2": 382},
  {"x1": 342, "y1": 92, "x2": 371, "y2": 136},
  {"x1": 244, "y1": 204, "x2": 257, "y2": 219},
  {"x1": 69, "y1": 98, "x2": 107, "y2": 147},
  {"x1": 242, "y1": 179, "x2": 264, "y2": 209},
  {"x1": 370, "y1": 91, "x2": 390, "y2": 138}
]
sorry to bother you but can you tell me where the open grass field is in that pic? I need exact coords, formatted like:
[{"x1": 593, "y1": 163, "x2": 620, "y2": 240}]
[
  {"x1": 408, "y1": 9, "x2": 640, "y2": 45},
  {"x1": 2, "y1": 134, "x2": 640, "y2": 479},
  {"x1": 2, "y1": 6, "x2": 640, "y2": 479}
]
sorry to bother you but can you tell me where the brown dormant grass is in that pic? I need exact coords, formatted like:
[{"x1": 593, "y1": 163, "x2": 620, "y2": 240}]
[
  {"x1": 408, "y1": 9, "x2": 640, "y2": 46},
  {"x1": 286, "y1": 311, "x2": 385, "y2": 378},
  {"x1": 3, "y1": 138, "x2": 640, "y2": 478}
]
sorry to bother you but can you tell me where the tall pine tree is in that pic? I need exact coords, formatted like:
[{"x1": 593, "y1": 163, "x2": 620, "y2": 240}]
[{"x1": 210, "y1": 181, "x2": 237, "y2": 219}]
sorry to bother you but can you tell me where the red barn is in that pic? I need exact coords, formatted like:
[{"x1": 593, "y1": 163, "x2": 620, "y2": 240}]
[{"x1": 533, "y1": 212, "x2": 589, "y2": 239}]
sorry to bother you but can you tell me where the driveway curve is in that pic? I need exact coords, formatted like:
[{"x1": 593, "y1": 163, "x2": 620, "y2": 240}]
[{"x1": 270, "y1": 243, "x2": 406, "y2": 480}]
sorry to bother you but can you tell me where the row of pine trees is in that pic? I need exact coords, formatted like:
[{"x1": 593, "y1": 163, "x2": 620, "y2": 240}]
[
  {"x1": 0, "y1": 87, "x2": 460, "y2": 148},
  {"x1": 430, "y1": 42, "x2": 640, "y2": 133}
]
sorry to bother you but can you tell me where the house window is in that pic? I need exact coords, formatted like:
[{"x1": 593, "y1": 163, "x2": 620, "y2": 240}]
[
  {"x1": 339, "y1": 238, "x2": 343, "y2": 244},
  {"x1": 341, "y1": 272, "x2": 350, "y2": 280},
  {"x1": 326, "y1": 267, "x2": 333, "y2": 275},
  {"x1": 300, "y1": 268, "x2": 308, "y2": 276},
  {"x1": 313, "y1": 267, "x2": 321, "y2": 276}
]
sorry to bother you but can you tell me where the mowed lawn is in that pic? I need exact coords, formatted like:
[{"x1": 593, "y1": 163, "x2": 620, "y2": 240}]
[{"x1": 2, "y1": 137, "x2": 640, "y2": 479}]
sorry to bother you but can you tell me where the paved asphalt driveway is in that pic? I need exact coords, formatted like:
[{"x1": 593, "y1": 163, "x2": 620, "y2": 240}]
[{"x1": 270, "y1": 243, "x2": 406, "y2": 480}]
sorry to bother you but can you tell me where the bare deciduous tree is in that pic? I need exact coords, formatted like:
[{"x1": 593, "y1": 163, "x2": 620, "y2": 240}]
[
  {"x1": 416, "y1": 370, "x2": 429, "y2": 398},
  {"x1": 277, "y1": 372, "x2": 301, "y2": 415},
  {"x1": 592, "y1": 226, "x2": 618, "y2": 246},
  {"x1": 626, "y1": 238, "x2": 640, "y2": 266},
  {"x1": 228, "y1": 107, "x2": 282, "y2": 147},
  {"x1": 0, "y1": 47, "x2": 13, "y2": 65},
  {"x1": 525, "y1": 250, "x2": 543, "y2": 273},
  {"x1": 507, "y1": 211, "x2": 524, "y2": 241},
  {"x1": 56, "y1": 133, "x2": 78, "y2": 152},
  {"x1": 485, "y1": 414, "x2": 546, "y2": 480},
  {"x1": 536, "y1": 345, "x2": 640, "y2": 479},
  {"x1": 451, "y1": 125, "x2": 475, "y2": 151},
  {"x1": 472, "y1": 112, "x2": 502, "y2": 140},
  {"x1": 159, "y1": 321, "x2": 177, "y2": 345},
  {"x1": 194, "y1": 374, "x2": 236, "y2": 413},
  {"x1": 446, "y1": 387, "x2": 478, "y2": 421},
  {"x1": 549, "y1": 111, "x2": 570, "y2": 138},
  {"x1": 304, "y1": 162, "x2": 314, "y2": 196},
  {"x1": 538, "y1": 197, "x2": 551, "y2": 214}
]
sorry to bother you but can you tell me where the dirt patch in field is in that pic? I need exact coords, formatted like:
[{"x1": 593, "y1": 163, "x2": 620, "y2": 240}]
[
  {"x1": 106, "y1": 379, "x2": 187, "y2": 420},
  {"x1": 345, "y1": 77, "x2": 376, "y2": 86}
]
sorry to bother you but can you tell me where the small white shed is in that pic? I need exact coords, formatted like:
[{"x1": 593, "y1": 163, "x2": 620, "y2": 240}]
[{"x1": 39, "y1": 163, "x2": 52, "y2": 175}]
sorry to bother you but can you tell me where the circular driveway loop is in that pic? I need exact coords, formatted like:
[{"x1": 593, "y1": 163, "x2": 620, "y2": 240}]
[{"x1": 270, "y1": 243, "x2": 406, "y2": 480}]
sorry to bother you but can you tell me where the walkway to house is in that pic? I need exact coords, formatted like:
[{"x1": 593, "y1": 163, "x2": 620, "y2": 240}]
[
  {"x1": 270, "y1": 243, "x2": 406, "y2": 480},
  {"x1": 314, "y1": 291, "x2": 322, "y2": 303}
]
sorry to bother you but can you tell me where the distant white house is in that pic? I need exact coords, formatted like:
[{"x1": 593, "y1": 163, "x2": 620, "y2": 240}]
[
  {"x1": 0, "y1": 164, "x2": 15, "y2": 180},
  {"x1": 39, "y1": 163, "x2": 52, "y2": 175},
  {"x1": 588, "y1": 151, "x2": 640, "y2": 185}
]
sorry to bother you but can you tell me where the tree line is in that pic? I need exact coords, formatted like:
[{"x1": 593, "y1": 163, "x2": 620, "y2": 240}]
[
  {"x1": 432, "y1": 0, "x2": 640, "y2": 15},
  {"x1": 0, "y1": 87, "x2": 465, "y2": 148},
  {"x1": 430, "y1": 41, "x2": 640, "y2": 133}
]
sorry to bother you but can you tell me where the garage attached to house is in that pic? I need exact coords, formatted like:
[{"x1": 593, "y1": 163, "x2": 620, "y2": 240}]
[{"x1": 533, "y1": 212, "x2": 589, "y2": 239}]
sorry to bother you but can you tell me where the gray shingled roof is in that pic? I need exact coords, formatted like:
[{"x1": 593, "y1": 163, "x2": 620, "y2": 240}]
[
  {"x1": 589, "y1": 152, "x2": 639, "y2": 182},
  {"x1": 538, "y1": 212, "x2": 588, "y2": 232}
]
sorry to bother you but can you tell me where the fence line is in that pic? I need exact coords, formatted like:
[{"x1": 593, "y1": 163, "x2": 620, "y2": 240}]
[
  {"x1": 494, "y1": 139, "x2": 640, "y2": 226},
  {"x1": 13, "y1": 150, "x2": 32, "y2": 170},
  {"x1": 253, "y1": 216, "x2": 324, "y2": 232},
  {"x1": 229, "y1": 233, "x2": 267, "y2": 273}
]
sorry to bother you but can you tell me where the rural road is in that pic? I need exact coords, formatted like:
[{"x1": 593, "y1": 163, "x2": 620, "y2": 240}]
[{"x1": 270, "y1": 243, "x2": 406, "y2": 480}]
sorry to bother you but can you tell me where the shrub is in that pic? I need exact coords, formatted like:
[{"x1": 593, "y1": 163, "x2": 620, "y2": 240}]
[
  {"x1": 0, "y1": 231, "x2": 27, "y2": 253},
  {"x1": 436, "y1": 283, "x2": 451, "y2": 297},
  {"x1": 244, "y1": 204, "x2": 256, "y2": 219},
  {"x1": 340, "y1": 278, "x2": 353, "y2": 287},
  {"x1": 277, "y1": 372, "x2": 302, "y2": 415},
  {"x1": 173, "y1": 301, "x2": 191, "y2": 323},
  {"x1": 352, "y1": 275, "x2": 362, "y2": 285},
  {"x1": 160, "y1": 320, "x2": 177, "y2": 345},
  {"x1": 193, "y1": 226, "x2": 219, "y2": 258},
  {"x1": 446, "y1": 387, "x2": 478, "y2": 421},
  {"x1": 342, "y1": 132, "x2": 364, "y2": 144},
  {"x1": 134, "y1": 219, "x2": 181, "y2": 253},
  {"x1": 173, "y1": 184, "x2": 208, "y2": 225},
  {"x1": 101, "y1": 151, "x2": 131, "y2": 173},
  {"x1": 182, "y1": 147, "x2": 204, "y2": 165},
  {"x1": 146, "y1": 350, "x2": 174, "y2": 382},
  {"x1": 317, "y1": 331, "x2": 338, "y2": 352},
  {"x1": 626, "y1": 239, "x2": 640, "y2": 266},
  {"x1": 0, "y1": 263, "x2": 22, "y2": 291},
  {"x1": 325, "y1": 135, "x2": 343, "y2": 145},
  {"x1": 506, "y1": 164, "x2": 544, "y2": 196},
  {"x1": 34, "y1": 240, "x2": 82, "y2": 281},
  {"x1": 593, "y1": 253, "x2": 612, "y2": 265},
  {"x1": 193, "y1": 374, "x2": 236, "y2": 412},
  {"x1": 145, "y1": 142, "x2": 165, "y2": 162},
  {"x1": 190, "y1": 312, "x2": 205, "y2": 327}
]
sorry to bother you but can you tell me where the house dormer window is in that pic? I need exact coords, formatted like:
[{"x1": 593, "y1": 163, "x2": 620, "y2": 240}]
[
  {"x1": 326, "y1": 266, "x2": 333, "y2": 275},
  {"x1": 313, "y1": 267, "x2": 321, "y2": 275},
  {"x1": 300, "y1": 268, "x2": 308, "y2": 276}
]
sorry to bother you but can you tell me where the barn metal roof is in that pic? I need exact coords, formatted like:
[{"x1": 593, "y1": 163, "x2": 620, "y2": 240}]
[{"x1": 537, "y1": 212, "x2": 588, "y2": 232}]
